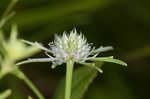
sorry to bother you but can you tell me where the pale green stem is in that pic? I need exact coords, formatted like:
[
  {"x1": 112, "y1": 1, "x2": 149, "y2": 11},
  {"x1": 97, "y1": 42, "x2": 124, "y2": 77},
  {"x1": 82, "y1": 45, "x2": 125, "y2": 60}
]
[
  {"x1": 0, "y1": 89, "x2": 11, "y2": 99},
  {"x1": 16, "y1": 70, "x2": 45, "y2": 99},
  {"x1": 65, "y1": 60, "x2": 74, "y2": 99}
]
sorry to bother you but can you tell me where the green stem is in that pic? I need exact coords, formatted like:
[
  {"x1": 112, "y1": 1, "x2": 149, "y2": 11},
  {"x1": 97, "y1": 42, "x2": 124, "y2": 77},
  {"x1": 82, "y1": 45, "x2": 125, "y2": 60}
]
[
  {"x1": 16, "y1": 70, "x2": 45, "y2": 99},
  {"x1": 65, "y1": 60, "x2": 74, "y2": 99},
  {"x1": 0, "y1": 0, "x2": 17, "y2": 29},
  {"x1": 1, "y1": 0, "x2": 18, "y2": 19}
]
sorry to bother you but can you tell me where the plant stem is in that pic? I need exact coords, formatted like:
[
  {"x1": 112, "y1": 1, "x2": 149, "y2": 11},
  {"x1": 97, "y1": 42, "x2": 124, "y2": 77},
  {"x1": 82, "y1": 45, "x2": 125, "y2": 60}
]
[
  {"x1": 16, "y1": 70, "x2": 45, "y2": 99},
  {"x1": 0, "y1": 0, "x2": 17, "y2": 29},
  {"x1": 1, "y1": 0, "x2": 18, "y2": 19},
  {"x1": 65, "y1": 60, "x2": 74, "y2": 99}
]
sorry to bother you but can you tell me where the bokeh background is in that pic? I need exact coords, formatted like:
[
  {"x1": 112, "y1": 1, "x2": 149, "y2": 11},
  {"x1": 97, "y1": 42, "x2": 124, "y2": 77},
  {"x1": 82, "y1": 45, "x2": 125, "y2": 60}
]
[{"x1": 0, "y1": 0, "x2": 150, "y2": 99}]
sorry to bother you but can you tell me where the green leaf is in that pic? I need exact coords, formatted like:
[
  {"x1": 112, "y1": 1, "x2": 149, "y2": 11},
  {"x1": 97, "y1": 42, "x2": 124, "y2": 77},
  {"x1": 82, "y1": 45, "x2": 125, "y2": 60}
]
[
  {"x1": 88, "y1": 57, "x2": 127, "y2": 66},
  {"x1": 0, "y1": 89, "x2": 12, "y2": 99},
  {"x1": 53, "y1": 63, "x2": 103, "y2": 99}
]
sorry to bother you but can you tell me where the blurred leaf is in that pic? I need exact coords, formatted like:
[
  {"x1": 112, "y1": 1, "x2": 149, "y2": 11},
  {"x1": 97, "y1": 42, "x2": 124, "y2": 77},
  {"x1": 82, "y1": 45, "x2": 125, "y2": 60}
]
[
  {"x1": 13, "y1": 0, "x2": 116, "y2": 29},
  {"x1": 84, "y1": 72, "x2": 136, "y2": 99},
  {"x1": 0, "y1": 89, "x2": 11, "y2": 99},
  {"x1": 53, "y1": 63, "x2": 102, "y2": 99}
]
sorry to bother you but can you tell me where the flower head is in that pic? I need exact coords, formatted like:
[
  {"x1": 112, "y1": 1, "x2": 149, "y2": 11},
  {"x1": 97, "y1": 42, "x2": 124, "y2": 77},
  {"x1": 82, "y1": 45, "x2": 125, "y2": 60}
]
[
  {"x1": 18, "y1": 28, "x2": 127, "y2": 72},
  {"x1": 49, "y1": 29, "x2": 91, "y2": 63},
  {"x1": 0, "y1": 25, "x2": 40, "y2": 78}
]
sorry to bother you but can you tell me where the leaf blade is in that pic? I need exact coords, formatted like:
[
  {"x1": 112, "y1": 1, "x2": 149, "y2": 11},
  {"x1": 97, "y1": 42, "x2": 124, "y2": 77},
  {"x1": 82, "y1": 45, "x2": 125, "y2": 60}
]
[{"x1": 88, "y1": 57, "x2": 127, "y2": 66}]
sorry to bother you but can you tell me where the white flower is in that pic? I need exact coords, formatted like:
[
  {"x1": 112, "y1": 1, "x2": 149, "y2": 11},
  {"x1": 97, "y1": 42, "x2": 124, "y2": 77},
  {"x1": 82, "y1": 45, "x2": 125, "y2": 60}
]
[
  {"x1": 17, "y1": 28, "x2": 127, "y2": 72},
  {"x1": 49, "y1": 29, "x2": 91, "y2": 63}
]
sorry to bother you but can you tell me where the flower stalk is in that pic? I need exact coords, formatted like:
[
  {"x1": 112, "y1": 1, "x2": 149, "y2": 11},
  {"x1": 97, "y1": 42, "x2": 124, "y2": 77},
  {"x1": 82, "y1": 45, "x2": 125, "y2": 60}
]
[
  {"x1": 15, "y1": 70, "x2": 45, "y2": 99},
  {"x1": 65, "y1": 61, "x2": 74, "y2": 99},
  {"x1": 21, "y1": 72, "x2": 44, "y2": 99}
]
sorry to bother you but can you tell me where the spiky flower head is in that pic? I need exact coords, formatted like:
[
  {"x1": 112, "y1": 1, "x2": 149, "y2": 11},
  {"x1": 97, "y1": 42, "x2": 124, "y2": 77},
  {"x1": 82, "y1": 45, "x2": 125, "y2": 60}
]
[{"x1": 49, "y1": 29, "x2": 91, "y2": 63}]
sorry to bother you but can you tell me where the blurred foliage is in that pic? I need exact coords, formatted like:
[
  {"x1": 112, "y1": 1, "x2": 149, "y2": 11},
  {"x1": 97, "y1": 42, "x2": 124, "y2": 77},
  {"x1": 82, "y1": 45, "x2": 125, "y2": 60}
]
[
  {"x1": 0, "y1": 89, "x2": 11, "y2": 99},
  {"x1": 0, "y1": 0, "x2": 150, "y2": 99},
  {"x1": 53, "y1": 63, "x2": 102, "y2": 99},
  {"x1": 0, "y1": 24, "x2": 40, "y2": 78}
]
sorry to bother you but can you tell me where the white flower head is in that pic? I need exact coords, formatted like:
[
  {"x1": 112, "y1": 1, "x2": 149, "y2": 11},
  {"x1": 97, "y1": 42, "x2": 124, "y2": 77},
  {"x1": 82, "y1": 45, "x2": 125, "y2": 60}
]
[
  {"x1": 49, "y1": 29, "x2": 91, "y2": 63},
  {"x1": 17, "y1": 28, "x2": 127, "y2": 72}
]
